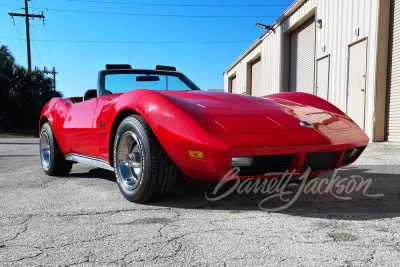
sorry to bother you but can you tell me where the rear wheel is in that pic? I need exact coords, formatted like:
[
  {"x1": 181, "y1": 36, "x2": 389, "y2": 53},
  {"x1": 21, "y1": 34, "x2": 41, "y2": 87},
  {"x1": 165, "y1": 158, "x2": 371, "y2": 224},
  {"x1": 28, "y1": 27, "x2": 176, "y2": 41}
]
[
  {"x1": 40, "y1": 123, "x2": 73, "y2": 176},
  {"x1": 113, "y1": 115, "x2": 177, "y2": 203}
]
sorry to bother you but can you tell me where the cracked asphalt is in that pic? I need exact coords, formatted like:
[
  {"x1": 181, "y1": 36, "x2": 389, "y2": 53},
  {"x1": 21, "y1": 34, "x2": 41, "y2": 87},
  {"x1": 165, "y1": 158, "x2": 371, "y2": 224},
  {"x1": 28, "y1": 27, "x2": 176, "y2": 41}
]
[{"x1": 0, "y1": 138, "x2": 400, "y2": 266}]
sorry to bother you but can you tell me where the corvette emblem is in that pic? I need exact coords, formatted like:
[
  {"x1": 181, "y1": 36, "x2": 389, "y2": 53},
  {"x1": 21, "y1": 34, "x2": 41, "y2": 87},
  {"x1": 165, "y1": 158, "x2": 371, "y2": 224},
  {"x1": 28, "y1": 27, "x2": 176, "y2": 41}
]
[{"x1": 299, "y1": 121, "x2": 314, "y2": 128}]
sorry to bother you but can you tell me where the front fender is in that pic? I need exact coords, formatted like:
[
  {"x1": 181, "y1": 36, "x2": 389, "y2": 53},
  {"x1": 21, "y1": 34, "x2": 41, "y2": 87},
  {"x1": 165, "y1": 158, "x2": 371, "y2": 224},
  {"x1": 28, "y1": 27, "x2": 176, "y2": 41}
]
[
  {"x1": 264, "y1": 92, "x2": 346, "y2": 116},
  {"x1": 109, "y1": 90, "x2": 227, "y2": 177},
  {"x1": 134, "y1": 92, "x2": 219, "y2": 170}
]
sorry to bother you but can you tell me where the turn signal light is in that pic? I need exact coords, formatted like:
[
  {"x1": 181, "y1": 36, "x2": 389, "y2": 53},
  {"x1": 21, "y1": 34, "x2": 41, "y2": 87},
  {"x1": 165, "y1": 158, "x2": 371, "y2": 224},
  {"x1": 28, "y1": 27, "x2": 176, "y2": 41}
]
[{"x1": 187, "y1": 150, "x2": 204, "y2": 160}]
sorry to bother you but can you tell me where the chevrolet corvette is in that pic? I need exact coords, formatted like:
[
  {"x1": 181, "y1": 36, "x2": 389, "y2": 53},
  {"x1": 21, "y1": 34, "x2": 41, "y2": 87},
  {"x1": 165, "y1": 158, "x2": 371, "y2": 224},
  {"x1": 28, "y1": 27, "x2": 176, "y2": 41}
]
[{"x1": 39, "y1": 64, "x2": 369, "y2": 203}]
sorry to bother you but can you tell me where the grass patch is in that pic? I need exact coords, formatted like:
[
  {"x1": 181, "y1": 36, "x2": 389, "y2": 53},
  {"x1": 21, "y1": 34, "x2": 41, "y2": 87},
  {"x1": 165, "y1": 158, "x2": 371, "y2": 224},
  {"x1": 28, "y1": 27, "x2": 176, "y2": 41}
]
[{"x1": 0, "y1": 128, "x2": 38, "y2": 138}]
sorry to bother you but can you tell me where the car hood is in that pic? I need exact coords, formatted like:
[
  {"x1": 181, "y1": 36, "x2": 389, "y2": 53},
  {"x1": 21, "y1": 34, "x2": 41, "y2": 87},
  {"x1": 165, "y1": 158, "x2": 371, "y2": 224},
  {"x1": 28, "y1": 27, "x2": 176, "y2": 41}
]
[
  {"x1": 158, "y1": 90, "x2": 278, "y2": 110},
  {"x1": 157, "y1": 90, "x2": 353, "y2": 134}
]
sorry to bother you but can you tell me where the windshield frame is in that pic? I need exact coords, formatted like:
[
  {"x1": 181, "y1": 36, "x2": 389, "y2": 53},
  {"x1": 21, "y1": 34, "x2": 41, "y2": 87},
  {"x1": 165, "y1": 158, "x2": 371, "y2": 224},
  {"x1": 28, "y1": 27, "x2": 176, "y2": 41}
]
[{"x1": 97, "y1": 69, "x2": 200, "y2": 96}]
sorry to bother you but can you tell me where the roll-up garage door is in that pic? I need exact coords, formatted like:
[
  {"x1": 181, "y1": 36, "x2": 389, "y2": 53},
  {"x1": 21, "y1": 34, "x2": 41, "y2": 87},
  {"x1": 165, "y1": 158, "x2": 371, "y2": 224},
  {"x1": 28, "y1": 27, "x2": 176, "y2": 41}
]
[
  {"x1": 386, "y1": 0, "x2": 400, "y2": 141},
  {"x1": 289, "y1": 16, "x2": 315, "y2": 94},
  {"x1": 230, "y1": 75, "x2": 239, "y2": 94},
  {"x1": 250, "y1": 57, "x2": 262, "y2": 96}
]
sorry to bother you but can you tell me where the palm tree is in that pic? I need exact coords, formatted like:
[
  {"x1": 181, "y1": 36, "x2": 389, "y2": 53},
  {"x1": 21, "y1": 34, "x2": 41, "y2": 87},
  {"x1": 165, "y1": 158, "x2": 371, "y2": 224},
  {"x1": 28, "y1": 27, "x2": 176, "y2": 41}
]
[{"x1": 0, "y1": 45, "x2": 62, "y2": 129}]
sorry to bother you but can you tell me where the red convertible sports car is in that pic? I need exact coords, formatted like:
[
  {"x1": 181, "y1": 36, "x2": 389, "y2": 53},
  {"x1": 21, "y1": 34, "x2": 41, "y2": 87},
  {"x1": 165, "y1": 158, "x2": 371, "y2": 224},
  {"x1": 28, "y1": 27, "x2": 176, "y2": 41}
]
[{"x1": 39, "y1": 64, "x2": 369, "y2": 203}]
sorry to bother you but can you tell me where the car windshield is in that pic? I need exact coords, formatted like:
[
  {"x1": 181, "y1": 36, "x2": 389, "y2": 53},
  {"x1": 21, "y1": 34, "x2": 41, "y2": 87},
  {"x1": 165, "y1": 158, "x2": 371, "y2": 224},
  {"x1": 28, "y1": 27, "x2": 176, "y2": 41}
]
[{"x1": 104, "y1": 72, "x2": 200, "y2": 94}]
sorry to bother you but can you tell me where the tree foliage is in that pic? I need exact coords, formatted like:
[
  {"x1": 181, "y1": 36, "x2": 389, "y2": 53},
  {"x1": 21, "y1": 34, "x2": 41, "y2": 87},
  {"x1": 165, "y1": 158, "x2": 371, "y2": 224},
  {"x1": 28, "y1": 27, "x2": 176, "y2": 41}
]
[{"x1": 0, "y1": 45, "x2": 62, "y2": 129}]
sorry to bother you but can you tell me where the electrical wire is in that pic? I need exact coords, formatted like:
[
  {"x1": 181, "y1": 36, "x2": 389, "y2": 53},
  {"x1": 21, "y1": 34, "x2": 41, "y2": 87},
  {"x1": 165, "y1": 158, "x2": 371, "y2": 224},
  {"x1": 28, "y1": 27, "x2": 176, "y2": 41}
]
[
  {"x1": 43, "y1": 26, "x2": 54, "y2": 67},
  {"x1": 0, "y1": 4, "x2": 20, "y2": 8},
  {"x1": 11, "y1": 22, "x2": 27, "y2": 56},
  {"x1": 0, "y1": 3, "x2": 281, "y2": 18},
  {"x1": 32, "y1": 0, "x2": 54, "y2": 67},
  {"x1": 0, "y1": 36, "x2": 253, "y2": 44},
  {"x1": 64, "y1": 0, "x2": 291, "y2": 7},
  {"x1": 12, "y1": 0, "x2": 26, "y2": 54},
  {"x1": 30, "y1": 26, "x2": 45, "y2": 67},
  {"x1": 44, "y1": 8, "x2": 280, "y2": 18}
]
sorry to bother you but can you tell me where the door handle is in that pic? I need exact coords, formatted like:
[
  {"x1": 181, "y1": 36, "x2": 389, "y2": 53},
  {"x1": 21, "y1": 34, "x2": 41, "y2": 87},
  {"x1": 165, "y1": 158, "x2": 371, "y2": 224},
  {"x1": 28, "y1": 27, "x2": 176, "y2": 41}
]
[{"x1": 361, "y1": 89, "x2": 365, "y2": 92}]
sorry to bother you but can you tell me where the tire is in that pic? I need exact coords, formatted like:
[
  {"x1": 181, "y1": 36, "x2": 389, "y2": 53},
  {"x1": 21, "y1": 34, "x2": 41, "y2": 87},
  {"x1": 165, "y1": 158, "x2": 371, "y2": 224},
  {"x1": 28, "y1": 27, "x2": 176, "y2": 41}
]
[
  {"x1": 113, "y1": 115, "x2": 177, "y2": 203},
  {"x1": 40, "y1": 122, "x2": 73, "y2": 176}
]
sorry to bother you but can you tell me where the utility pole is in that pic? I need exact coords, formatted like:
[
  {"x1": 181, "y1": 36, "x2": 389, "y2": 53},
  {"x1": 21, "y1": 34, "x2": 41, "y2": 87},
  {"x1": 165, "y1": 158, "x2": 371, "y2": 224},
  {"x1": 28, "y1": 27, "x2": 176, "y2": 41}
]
[
  {"x1": 44, "y1": 67, "x2": 58, "y2": 91},
  {"x1": 35, "y1": 66, "x2": 58, "y2": 91},
  {"x1": 8, "y1": 0, "x2": 45, "y2": 72}
]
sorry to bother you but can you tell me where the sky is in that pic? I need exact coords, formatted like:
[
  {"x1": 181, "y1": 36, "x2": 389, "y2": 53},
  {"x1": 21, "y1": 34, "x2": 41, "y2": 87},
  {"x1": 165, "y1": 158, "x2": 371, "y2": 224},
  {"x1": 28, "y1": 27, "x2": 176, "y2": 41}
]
[{"x1": 0, "y1": 0, "x2": 293, "y2": 97}]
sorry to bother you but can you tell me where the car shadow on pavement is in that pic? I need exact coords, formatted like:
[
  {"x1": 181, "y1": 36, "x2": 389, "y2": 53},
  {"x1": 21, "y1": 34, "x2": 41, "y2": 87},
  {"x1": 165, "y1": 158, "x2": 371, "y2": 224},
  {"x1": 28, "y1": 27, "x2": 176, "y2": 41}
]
[
  {"x1": 155, "y1": 165, "x2": 400, "y2": 220},
  {"x1": 68, "y1": 167, "x2": 117, "y2": 183},
  {"x1": 66, "y1": 164, "x2": 400, "y2": 220}
]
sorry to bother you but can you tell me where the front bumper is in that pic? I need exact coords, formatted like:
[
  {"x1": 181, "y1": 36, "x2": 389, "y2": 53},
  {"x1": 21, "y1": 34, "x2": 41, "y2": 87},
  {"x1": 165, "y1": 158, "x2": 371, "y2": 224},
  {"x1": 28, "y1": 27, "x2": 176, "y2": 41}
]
[{"x1": 176, "y1": 127, "x2": 369, "y2": 181}]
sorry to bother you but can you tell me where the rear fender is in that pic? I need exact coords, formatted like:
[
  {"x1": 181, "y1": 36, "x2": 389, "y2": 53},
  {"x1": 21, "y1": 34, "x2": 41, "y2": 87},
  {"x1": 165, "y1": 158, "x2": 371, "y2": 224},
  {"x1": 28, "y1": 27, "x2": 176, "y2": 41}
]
[
  {"x1": 38, "y1": 97, "x2": 63, "y2": 134},
  {"x1": 39, "y1": 97, "x2": 69, "y2": 154}
]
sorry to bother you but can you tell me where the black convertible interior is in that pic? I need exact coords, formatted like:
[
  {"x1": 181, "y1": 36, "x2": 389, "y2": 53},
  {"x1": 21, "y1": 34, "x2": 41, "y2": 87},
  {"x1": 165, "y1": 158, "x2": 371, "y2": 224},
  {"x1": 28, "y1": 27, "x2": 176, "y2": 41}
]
[{"x1": 83, "y1": 89, "x2": 97, "y2": 101}]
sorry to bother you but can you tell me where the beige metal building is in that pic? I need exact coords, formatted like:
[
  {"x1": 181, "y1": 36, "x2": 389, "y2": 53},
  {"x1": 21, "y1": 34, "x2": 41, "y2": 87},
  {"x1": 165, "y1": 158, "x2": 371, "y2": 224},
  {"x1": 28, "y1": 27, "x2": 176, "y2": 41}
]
[{"x1": 224, "y1": 0, "x2": 400, "y2": 142}]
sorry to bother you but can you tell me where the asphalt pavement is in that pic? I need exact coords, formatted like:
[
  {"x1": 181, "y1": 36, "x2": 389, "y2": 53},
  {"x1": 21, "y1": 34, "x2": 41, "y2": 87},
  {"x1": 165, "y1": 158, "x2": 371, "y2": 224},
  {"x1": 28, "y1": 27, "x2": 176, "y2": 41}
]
[{"x1": 0, "y1": 138, "x2": 399, "y2": 266}]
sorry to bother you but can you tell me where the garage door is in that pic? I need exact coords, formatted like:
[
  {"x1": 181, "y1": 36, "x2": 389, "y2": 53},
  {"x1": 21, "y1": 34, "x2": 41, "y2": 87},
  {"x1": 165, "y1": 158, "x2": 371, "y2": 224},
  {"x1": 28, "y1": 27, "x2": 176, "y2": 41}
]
[
  {"x1": 250, "y1": 57, "x2": 262, "y2": 96},
  {"x1": 230, "y1": 75, "x2": 240, "y2": 94},
  {"x1": 289, "y1": 17, "x2": 315, "y2": 94},
  {"x1": 386, "y1": 0, "x2": 400, "y2": 141}
]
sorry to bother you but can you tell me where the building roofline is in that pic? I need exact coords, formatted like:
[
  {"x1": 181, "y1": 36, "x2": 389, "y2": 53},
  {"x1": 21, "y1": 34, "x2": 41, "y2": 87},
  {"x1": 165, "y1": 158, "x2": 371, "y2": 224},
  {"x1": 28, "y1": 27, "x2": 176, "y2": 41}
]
[
  {"x1": 223, "y1": 38, "x2": 263, "y2": 75},
  {"x1": 224, "y1": 0, "x2": 306, "y2": 74}
]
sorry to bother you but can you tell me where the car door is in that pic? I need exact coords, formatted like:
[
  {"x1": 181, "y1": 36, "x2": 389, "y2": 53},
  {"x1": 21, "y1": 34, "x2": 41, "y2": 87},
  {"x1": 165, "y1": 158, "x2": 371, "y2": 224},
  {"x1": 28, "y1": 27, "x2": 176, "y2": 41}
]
[
  {"x1": 60, "y1": 98, "x2": 98, "y2": 156},
  {"x1": 93, "y1": 94, "x2": 120, "y2": 161}
]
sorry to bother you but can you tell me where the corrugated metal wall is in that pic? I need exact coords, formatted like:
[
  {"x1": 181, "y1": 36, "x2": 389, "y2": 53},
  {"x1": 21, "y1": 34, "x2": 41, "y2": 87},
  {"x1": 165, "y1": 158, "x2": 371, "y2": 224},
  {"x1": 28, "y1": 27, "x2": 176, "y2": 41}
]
[
  {"x1": 202, "y1": 89, "x2": 224, "y2": 92},
  {"x1": 386, "y1": 0, "x2": 400, "y2": 141},
  {"x1": 224, "y1": 0, "x2": 381, "y2": 141}
]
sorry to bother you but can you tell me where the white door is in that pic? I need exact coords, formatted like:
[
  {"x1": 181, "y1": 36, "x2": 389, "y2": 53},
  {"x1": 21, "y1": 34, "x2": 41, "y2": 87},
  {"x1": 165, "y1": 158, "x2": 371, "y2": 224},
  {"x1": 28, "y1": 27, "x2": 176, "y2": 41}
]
[
  {"x1": 347, "y1": 40, "x2": 367, "y2": 130},
  {"x1": 316, "y1": 56, "x2": 330, "y2": 100}
]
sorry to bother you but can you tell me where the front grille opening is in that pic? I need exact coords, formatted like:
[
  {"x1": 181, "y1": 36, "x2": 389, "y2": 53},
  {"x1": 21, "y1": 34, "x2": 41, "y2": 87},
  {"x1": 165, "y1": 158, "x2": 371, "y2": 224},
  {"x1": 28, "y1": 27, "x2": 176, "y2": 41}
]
[
  {"x1": 234, "y1": 154, "x2": 294, "y2": 176},
  {"x1": 341, "y1": 146, "x2": 365, "y2": 166},
  {"x1": 301, "y1": 152, "x2": 336, "y2": 172}
]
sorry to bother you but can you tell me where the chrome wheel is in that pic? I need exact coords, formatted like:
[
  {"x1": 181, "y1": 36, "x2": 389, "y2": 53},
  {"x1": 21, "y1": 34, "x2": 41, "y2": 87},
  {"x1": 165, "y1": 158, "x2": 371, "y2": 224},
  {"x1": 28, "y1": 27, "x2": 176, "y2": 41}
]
[
  {"x1": 116, "y1": 131, "x2": 144, "y2": 190},
  {"x1": 40, "y1": 132, "x2": 51, "y2": 169}
]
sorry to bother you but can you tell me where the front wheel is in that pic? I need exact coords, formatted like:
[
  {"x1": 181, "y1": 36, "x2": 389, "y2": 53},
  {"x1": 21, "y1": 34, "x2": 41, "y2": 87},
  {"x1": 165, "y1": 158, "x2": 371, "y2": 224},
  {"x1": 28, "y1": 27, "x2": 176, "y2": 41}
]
[{"x1": 113, "y1": 115, "x2": 177, "y2": 203}]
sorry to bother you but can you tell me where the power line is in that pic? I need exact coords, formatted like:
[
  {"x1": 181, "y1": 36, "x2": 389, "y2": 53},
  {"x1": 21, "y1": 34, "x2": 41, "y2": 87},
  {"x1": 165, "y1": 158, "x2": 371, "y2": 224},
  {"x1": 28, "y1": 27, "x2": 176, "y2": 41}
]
[
  {"x1": 8, "y1": 0, "x2": 45, "y2": 72},
  {"x1": 64, "y1": 0, "x2": 291, "y2": 7},
  {"x1": 43, "y1": 8, "x2": 280, "y2": 18},
  {"x1": 0, "y1": 36, "x2": 253, "y2": 44},
  {"x1": 30, "y1": 0, "x2": 53, "y2": 67},
  {"x1": 43, "y1": 25, "x2": 54, "y2": 66},
  {"x1": 1, "y1": 3, "x2": 281, "y2": 18},
  {"x1": 30, "y1": 27, "x2": 45, "y2": 67},
  {"x1": 0, "y1": 4, "x2": 21, "y2": 8},
  {"x1": 12, "y1": 22, "x2": 27, "y2": 56},
  {"x1": 32, "y1": 39, "x2": 45, "y2": 67}
]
